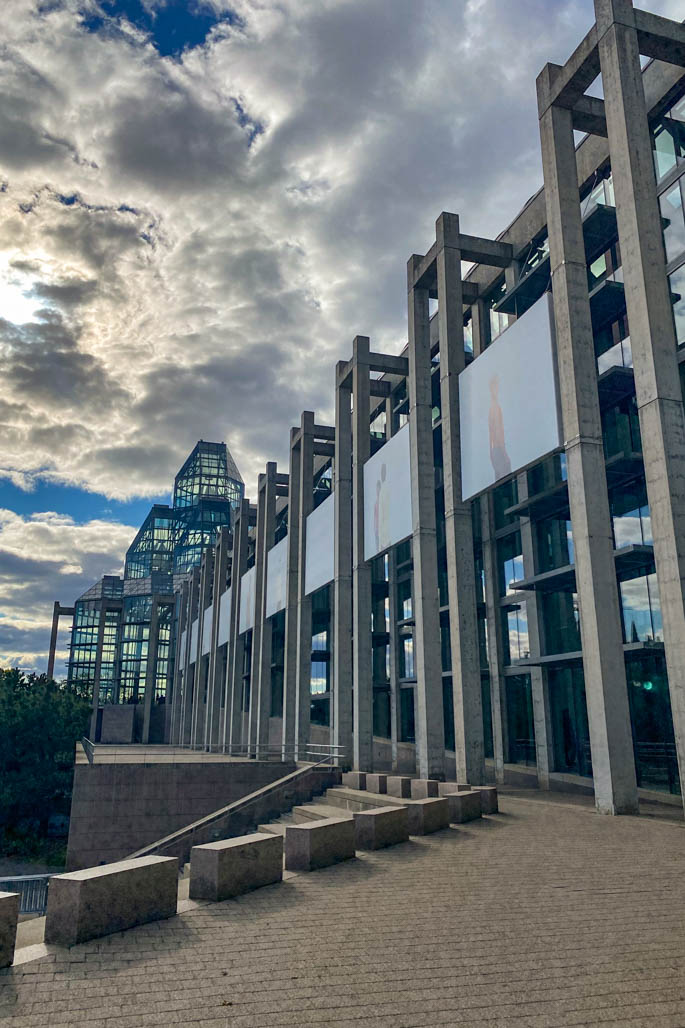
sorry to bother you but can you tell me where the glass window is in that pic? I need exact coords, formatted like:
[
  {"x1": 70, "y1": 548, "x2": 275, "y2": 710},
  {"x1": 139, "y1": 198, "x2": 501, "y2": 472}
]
[
  {"x1": 497, "y1": 532, "x2": 523, "y2": 596},
  {"x1": 611, "y1": 482, "x2": 652, "y2": 548},
  {"x1": 602, "y1": 393, "x2": 642, "y2": 458},
  {"x1": 505, "y1": 675, "x2": 536, "y2": 766},
  {"x1": 669, "y1": 264, "x2": 685, "y2": 347},
  {"x1": 549, "y1": 667, "x2": 592, "y2": 778},
  {"x1": 482, "y1": 677, "x2": 494, "y2": 759},
  {"x1": 443, "y1": 678, "x2": 455, "y2": 752},
  {"x1": 536, "y1": 516, "x2": 574, "y2": 573},
  {"x1": 620, "y1": 572, "x2": 663, "y2": 643},
  {"x1": 626, "y1": 654, "x2": 680, "y2": 794},
  {"x1": 440, "y1": 611, "x2": 451, "y2": 673},
  {"x1": 661, "y1": 182, "x2": 685, "y2": 264},
  {"x1": 397, "y1": 578, "x2": 413, "y2": 621},
  {"x1": 652, "y1": 100, "x2": 685, "y2": 181},
  {"x1": 373, "y1": 688, "x2": 391, "y2": 739},
  {"x1": 502, "y1": 604, "x2": 529, "y2": 663},
  {"x1": 543, "y1": 592, "x2": 581, "y2": 654},
  {"x1": 399, "y1": 634, "x2": 415, "y2": 680},
  {"x1": 400, "y1": 687, "x2": 415, "y2": 742},
  {"x1": 493, "y1": 479, "x2": 518, "y2": 529}
]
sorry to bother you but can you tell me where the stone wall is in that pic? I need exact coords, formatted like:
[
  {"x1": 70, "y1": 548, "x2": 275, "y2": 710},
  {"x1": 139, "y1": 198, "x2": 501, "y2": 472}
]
[{"x1": 66, "y1": 759, "x2": 296, "y2": 870}]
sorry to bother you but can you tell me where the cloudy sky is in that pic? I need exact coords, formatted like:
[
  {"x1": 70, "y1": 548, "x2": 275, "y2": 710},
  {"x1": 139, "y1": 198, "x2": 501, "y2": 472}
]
[{"x1": 0, "y1": 0, "x2": 680, "y2": 678}]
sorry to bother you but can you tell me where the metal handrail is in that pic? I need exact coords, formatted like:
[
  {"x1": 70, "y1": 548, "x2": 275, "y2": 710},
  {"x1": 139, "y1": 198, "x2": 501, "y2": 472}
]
[
  {"x1": 0, "y1": 874, "x2": 51, "y2": 915},
  {"x1": 127, "y1": 750, "x2": 342, "y2": 861},
  {"x1": 81, "y1": 737, "x2": 95, "y2": 765}
]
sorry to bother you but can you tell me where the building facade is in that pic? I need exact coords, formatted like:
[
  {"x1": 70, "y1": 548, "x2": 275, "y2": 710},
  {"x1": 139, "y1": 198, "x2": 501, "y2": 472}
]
[
  {"x1": 50, "y1": 441, "x2": 244, "y2": 744},
  {"x1": 170, "y1": 1, "x2": 685, "y2": 815}
]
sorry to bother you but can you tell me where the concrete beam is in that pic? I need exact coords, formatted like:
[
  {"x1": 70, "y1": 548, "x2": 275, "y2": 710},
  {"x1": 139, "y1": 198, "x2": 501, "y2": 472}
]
[
  {"x1": 368, "y1": 352, "x2": 409, "y2": 376},
  {"x1": 572, "y1": 94, "x2": 608, "y2": 137}
]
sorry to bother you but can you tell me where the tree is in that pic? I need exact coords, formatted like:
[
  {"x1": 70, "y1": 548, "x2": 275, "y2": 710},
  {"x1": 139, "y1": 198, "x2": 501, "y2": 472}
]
[{"x1": 0, "y1": 668, "x2": 91, "y2": 855}]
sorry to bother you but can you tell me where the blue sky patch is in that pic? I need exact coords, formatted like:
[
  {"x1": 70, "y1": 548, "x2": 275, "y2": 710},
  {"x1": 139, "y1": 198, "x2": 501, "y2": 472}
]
[
  {"x1": 0, "y1": 478, "x2": 168, "y2": 528},
  {"x1": 83, "y1": 1, "x2": 236, "y2": 57}
]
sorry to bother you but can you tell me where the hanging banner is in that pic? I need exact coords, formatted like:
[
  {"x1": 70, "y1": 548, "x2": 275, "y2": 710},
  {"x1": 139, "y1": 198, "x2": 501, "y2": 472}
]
[
  {"x1": 363, "y1": 424, "x2": 413, "y2": 561},
  {"x1": 305, "y1": 495, "x2": 335, "y2": 596},
  {"x1": 459, "y1": 296, "x2": 562, "y2": 501},
  {"x1": 239, "y1": 566, "x2": 256, "y2": 634},
  {"x1": 265, "y1": 537, "x2": 288, "y2": 618},
  {"x1": 217, "y1": 587, "x2": 231, "y2": 647}
]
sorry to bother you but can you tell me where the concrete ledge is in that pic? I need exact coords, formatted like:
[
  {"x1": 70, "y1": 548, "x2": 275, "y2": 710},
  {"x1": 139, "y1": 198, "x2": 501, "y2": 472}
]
[
  {"x1": 189, "y1": 832, "x2": 283, "y2": 901},
  {"x1": 438, "y1": 782, "x2": 472, "y2": 795},
  {"x1": 472, "y1": 786, "x2": 498, "y2": 814},
  {"x1": 353, "y1": 806, "x2": 409, "y2": 850},
  {"x1": 411, "y1": 779, "x2": 439, "y2": 799},
  {"x1": 0, "y1": 891, "x2": 20, "y2": 968},
  {"x1": 407, "y1": 798, "x2": 450, "y2": 835},
  {"x1": 386, "y1": 776, "x2": 412, "y2": 798},
  {"x1": 445, "y1": 790, "x2": 483, "y2": 824},
  {"x1": 342, "y1": 772, "x2": 366, "y2": 790},
  {"x1": 284, "y1": 817, "x2": 356, "y2": 871},
  {"x1": 45, "y1": 855, "x2": 178, "y2": 946},
  {"x1": 365, "y1": 774, "x2": 388, "y2": 794}
]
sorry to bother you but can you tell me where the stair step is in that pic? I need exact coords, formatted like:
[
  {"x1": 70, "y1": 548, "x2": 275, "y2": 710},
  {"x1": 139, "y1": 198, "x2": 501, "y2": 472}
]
[
  {"x1": 293, "y1": 803, "x2": 353, "y2": 823},
  {"x1": 257, "y1": 822, "x2": 286, "y2": 836}
]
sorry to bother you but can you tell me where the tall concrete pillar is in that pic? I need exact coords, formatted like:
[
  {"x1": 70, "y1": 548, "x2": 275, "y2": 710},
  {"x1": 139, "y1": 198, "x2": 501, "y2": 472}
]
[
  {"x1": 190, "y1": 551, "x2": 212, "y2": 750},
  {"x1": 142, "y1": 599, "x2": 161, "y2": 745},
  {"x1": 170, "y1": 579, "x2": 189, "y2": 745},
  {"x1": 480, "y1": 499, "x2": 508, "y2": 784},
  {"x1": 282, "y1": 427, "x2": 302, "y2": 761},
  {"x1": 252, "y1": 465, "x2": 277, "y2": 758},
  {"x1": 352, "y1": 337, "x2": 374, "y2": 771},
  {"x1": 537, "y1": 73, "x2": 638, "y2": 813},
  {"x1": 89, "y1": 605, "x2": 108, "y2": 741},
  {"x1": 436, "y1": 212, "x2": 486, "y2": 785},
  {"x1": 205, "y1": 527, "x2": 229, "y2": 751},
  {"x1": 407, "y1": 258, "x2": 446, "y2": 779},
  {"x1": 180, "y1": 566, "x2": 200, "y2": 746},
  {"x1": 334, "y1": 363, "x2": 354, "y2": 770},
  {"x1": 516, "y1": 473, "x2": 555, "y2": 788},
  {"x1": 595, "y1": 0, "x2": 685, "y2": 801},
  {"x1": 295, "y1": 414, "x2": 314, "y2": 761},
  {"x1": 225, "y1": 498, "x2": 250, "y2": 754}
]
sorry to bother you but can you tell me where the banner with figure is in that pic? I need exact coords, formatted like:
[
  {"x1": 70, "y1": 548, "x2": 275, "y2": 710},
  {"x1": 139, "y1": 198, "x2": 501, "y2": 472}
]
[
  {"x1": 459, "y1": 296, "x2": 562, "y2": 501},
  {"x1": 363, "y1": 424, "x2": 413, "y2": 561}
]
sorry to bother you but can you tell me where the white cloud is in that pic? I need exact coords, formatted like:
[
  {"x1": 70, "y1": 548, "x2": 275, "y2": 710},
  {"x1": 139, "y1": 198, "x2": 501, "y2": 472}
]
[{"x1": 0, "y1": 509, "x2": 135, "y2": 677}]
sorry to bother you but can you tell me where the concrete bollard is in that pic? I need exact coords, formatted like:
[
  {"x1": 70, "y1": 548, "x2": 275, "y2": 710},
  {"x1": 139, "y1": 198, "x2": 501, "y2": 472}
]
[
  {"x1": 353, "y1": 806, "x2": 409, "y2": 850},
  {"x1": 342, "y1": 772, "x2": 367, "y2": 790},
  {"x1": 189, "y1": 832, "x2": 283, "y2": 901},
  {"x1": 45, "y1": 855, "x2": 178, "y2": 947},
  {"x1": 445, "y1": 790, "x2": 483, "y2": 824},
  {"x1": 472, "y1": 786, "x2": 498, "y2": 814},
  {"x1": 365, "y1": 774, "x2": 388, "y2": 794},
  {"x1": 284, "y1": 817, "x2": 356, "y2": 871},
  {"x1": 386, "y1": 776, "x2": 412, "y2": 798},
  {"x1": 410, "y1": 778, "x2": 440, "y2": 799},
  {"x1": 406, "y1": 798, "x2": 450, "y2": 835},
  {"x1": 0, "y1": 892, "x2": 20, "y2": 968}
]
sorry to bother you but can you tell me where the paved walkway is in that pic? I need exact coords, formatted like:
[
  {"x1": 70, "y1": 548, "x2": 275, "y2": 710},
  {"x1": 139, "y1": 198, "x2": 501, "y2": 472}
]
[{"x1": 2, "y1": 794, "x2": 685, "y2": 1028}]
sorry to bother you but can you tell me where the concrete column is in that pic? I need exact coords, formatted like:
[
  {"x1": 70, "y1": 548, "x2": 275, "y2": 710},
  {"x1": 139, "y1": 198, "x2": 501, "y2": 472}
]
[
  {"x1": 282, "y1": 428, "x2": 301, "y2": 761},
  {"x1": 480, "y1": 499, "x2": 508, "y2": 784},
  {"x1": 436, "y1": 212, "x2": 486, "y2": 785},
  {"x1": 295, "y1": 414, "x2": 315, "y2": 760},
  {"x1": 89, "y1": 604, "x2": 108, "y2": 741},
  {"x1": 596, "y1": 0, "x2": 685, "y2": 801},
  {"x1": 352, "y1": 337, "x2": 374, "y2": 771},
  {"x1": 180, "y1": 566, "x2": 200, "y2": 746},
  {"x1": 252, "y1": 465, "x2": 277, "y2": 759},
  {"x1": 407, "y1": 259, "x2": 445, "y2": 779},
  {"x1": 334, "y1": 365, "x2": 354, "y2": 770},
  {"x1": 225, "y1": 498, "x2": 249, "y2": 754},
  {"x1": 516, "y1": 473, "x2": 555, "y2": 788},
  {"x1": 190, "y1": 552, "x2": 212, "y2": 749},
  {"x1": 205, "y1": 528, "x2": 229, "y2": 751},
  {"x1": 537, "y1": 76, "x2": 638, "y2": 813},
  {"x1": 169, "y1": 580, "x2": 189, "y2": 745},
  {"x1": 142, "y1": 600, "x2": 161, "y2": 745},
  {"x1": 47, "y1": 601, "x2": 60, "y2": 681}
]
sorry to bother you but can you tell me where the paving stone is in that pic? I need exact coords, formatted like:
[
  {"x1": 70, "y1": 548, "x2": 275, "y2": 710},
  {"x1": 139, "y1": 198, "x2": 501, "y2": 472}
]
[{"x1": 2, "y1": 794, "x2": 684, "y2": 1027}]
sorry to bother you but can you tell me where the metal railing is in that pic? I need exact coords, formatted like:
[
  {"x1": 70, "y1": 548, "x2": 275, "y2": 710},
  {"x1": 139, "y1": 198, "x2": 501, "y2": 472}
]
[
  {"x1": 127, "y1": 750, "x2": 343, "y2": 863},
  {"x1": 81, "y1": 736, "x2": 95, "y2": 764},
  {"x1": 0, "y1": 874, "x2": 51, "y2": 915},
  {"x1": 175, "y1": 741, "x2": 346, "y2": 763}
]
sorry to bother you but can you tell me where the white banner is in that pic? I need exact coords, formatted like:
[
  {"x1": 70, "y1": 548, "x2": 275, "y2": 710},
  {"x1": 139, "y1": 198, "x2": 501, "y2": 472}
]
[
  {"x1": 266, "y1": 537, "x2": 288, "y2": 619},
  {"x1": 459, "y1": 297, "x2": 562, "y2": 501},
  {"x1": 217, "y1": 588, "x2": 231, "y2": 647},
  {"x1": 239, "y1": 566, "x2": 256, "y2": 634},
  {"x1": 305, "y1": 495, "x2": 335, "y2": 596},
  {"x1": 363, "y1": 424, "x2": 413, "y2": 561}
]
